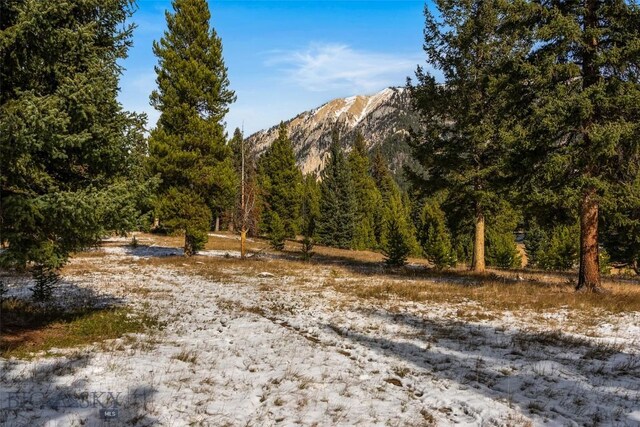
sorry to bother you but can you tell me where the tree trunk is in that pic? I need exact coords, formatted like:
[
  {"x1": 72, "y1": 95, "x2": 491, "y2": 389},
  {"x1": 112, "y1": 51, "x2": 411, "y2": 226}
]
[
  {"x1": 240, "y1": 229, "x2": 247, "y2": 259},
  {"x1": 575, "y1": 0, "x2": 601, "y2": 292},
  {"x1": 214, "y1": 216, "x2": 220, "y2": 232},
  {"x1": 577, "y1": 188, "x2": 601, "y2": 291},
  {"x1": 184, "y1": 233, "x2": 196, "y2": 257},
  {"x1": 472, "y1": 210, "x2": 486, "y2": 273}
]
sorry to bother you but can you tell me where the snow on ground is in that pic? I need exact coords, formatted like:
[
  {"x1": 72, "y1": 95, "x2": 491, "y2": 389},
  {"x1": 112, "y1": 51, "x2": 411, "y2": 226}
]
[
  {"x1": 1, "y1": 246, "x2": 639, "y2": 426},
  {"x1": 102, "y1": 245, "x2": 245, "y2": 259}
]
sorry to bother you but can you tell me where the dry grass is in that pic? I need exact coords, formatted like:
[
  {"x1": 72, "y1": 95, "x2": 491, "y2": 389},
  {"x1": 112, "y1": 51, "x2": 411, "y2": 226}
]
[
  {"x1": 106, "y1": 231, "x2": 268, "y2": 253},
  {"x1": 172, "y1": 349, "x2": 198, "y2": 364},
  {"x1": 330, "y1": 277, "x2": 640, "y2": 314}
]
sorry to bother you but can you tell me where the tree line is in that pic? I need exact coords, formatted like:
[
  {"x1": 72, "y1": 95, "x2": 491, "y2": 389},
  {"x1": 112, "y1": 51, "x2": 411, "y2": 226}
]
[
  {"x1": 1, "y1": 0, "x2": 639, "y2": 298},
  {"x1": 250, "y1": 123, "x2": 420, "y2": 266}
]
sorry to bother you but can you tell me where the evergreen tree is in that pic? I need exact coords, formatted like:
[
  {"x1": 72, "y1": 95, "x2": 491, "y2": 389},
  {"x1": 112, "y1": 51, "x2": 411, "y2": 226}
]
[
  {"x1": 453, "y1": 232, "x2": 474, "y2": 268},
  {"x1": 419, "y1": 198, "x2": 456, "y2": 269},
  {"x1": 485, "y1": 202, "x2": 521, "y2": 269},
  {"x1": 408, "y1": 0, "x2": 517, "y2": 273},
  {"x1": 371, "y1": 149, "x2": 391, "y2": 246},
  {"x1": 599, "y1": 248, "x2": 612, "y2": 276},
  {"x1": 229, "y1": 129, "x2": 244, "y2": 176},
  {"x1": 268, "y1": 212, "x2": 286, "y2": 251},
  {"x1": 371, "y1": 148, "x2": 396, "y2": 204},
  {"x1": 535, "y1": 225, "x2": 579, "y2": 271},
  {"x1": 371, "y1": 148, "x2": 420, "y2": 254},
  {"x1": 348, "y1": 133, "x2": 382, "y2": 250},
  {"x1": 601, "y1": 177, "x2": 640, "y2": 273},
  {"x1": 525, "y1": 224, "x2": 580, "y2": 270},
  {"x1": 0, "y1": 0, "x2": 147, "y2": 272},
  {"x1": 486, "y1": 230, "x2": 521, "y2": 269},
  {"x1": 383, "y1": 199, "x2": 411, "y2": 267},
  {"x1": 31, "y1": 265, "x2": 59, "y2": 302},
  {"x1": 300, "y1": 174, "x2": 320, "y2": 260},
  {"x1": 259, "y1": 123, "x2": 302, "y2": 237},
  {"x1": 148, "y1": 0, "x2": 236, "y2": 256},
  {"x1": 510, "y1": 1, "x2": 640, "y2": 290},
  {"x1": 523, "y1": 222, "x2": 547, "y2": 267},
  {"x1": 317, "y1": 131, "x2": 356, "y2": 249},
  {"x1": 124, "y1": 115, "x2": 160, "y2": 233}
]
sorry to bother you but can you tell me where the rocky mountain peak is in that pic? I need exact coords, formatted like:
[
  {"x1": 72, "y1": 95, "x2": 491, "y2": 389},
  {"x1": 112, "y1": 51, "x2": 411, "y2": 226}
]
[{"x1": 246, "y1": 87, "x2": 415, "y2": 177}]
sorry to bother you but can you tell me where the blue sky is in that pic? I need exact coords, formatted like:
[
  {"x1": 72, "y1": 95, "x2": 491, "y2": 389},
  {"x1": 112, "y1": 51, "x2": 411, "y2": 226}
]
[{"x1": 119, "y1": 0, "x2": 427, "y2": 136}]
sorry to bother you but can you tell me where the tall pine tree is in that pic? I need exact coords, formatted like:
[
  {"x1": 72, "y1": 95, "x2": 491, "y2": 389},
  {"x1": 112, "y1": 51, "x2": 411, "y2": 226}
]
[
  {"x1": 149, "y1": 0, "x2": 236, "y2": 256},
  {"x1": 0, "y1": 0, "x2": 147, "y2": 271},
  {"x1": 348, "y1": 132, "x2": 383, "y2": 250},
  {"x1": 371, "y1": 148, "x2": 419, "y2": 254},
  {"x1": 510, "y1": 0, "x2": 640, "y2": 290},
  {"x1": 300, "y1": 174, "x2": 320, "y2": 259},
  {"x1": 259, "y1": 123, "x2": 303, "y2": 238},
  {"x1": 317, "y1": 130, "x2": 356, "y2": 249},
  {"x1": 409, "y1": 0, "x2": 517, "y2": 273}
]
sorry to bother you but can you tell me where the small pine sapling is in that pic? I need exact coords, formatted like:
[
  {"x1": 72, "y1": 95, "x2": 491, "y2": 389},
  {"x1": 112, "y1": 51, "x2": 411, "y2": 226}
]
[
  {"x1": 31, "y1": 265, "x2": 60, "y2": 302},
  {"x1": 269, "y1": 213, "x2": 286, "y2": 251},
  {"x1": 383, "y1": 216, "x2": 410, "y2": 267}
]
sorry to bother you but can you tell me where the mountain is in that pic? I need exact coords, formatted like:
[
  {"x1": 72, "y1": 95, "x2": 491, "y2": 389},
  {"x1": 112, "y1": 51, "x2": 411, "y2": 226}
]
[{"x1": 245, "y1": 87, "x2": 418, "y2": 179}]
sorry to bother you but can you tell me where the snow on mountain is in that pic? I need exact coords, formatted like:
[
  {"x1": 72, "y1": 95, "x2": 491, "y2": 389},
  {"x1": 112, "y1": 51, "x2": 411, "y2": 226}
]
[{"x1": 245, "y1": 87, "x2": 416, "y2": 177}]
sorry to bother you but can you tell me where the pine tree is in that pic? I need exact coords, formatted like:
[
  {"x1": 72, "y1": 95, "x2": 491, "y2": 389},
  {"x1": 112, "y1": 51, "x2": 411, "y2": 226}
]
[
  {"x1": 0, "y1": 0, "x2": 147, "y2": 272},
  {"x1": 371, "y1": 148, "x2": 396, "y2": 204},
  {"x1": 601, "y1": 176, "x2": 640, "y2": 273},
  {"x1": 317, "y1": 130, "x2": 356, "y2": 249},
  {"x1": 259, "y1": 123, "x2": 303, "y2": 238},
  {"x1": 535, "y1": 224, "x2": 579, "y2": 271},
  {"x1": 523, "y1": 222, "x2": 547, "y2": 267},
  {"x1": 485, "y1": 202, "x2": 521, "y2": 269},
  {"x1": 370, "y1": 148, "x2": 419, "y2": 254},
  {"x1": 229, "y1": 129, "x2": 245, "y2": 172},
  {"x1": 371, "y1": 149, "x2": 391, "y2": 246},
  {"x1": 148, "y1": 0, "x2": 236, "y2": 256},
  {"x1": 348, "y1": 133, "x2": 382, "y2": 250},
  {"x1": 300, "y1": 175, "x2": 320, "y2": 260},
  {"x1": 31, "y1": 265, "x2": 60, "y2": 302},
  {"x1": 408, "y1": 0, "x2": 517, "y2": 273},
  {"x1": 268, "y1": 212, "x2": 286, "y2": 251},
  {"x1": 419, "y1": 198, "x2": 456, "y2": 269},
  {"x1": 383, "y1": 198, "x2": 411, "y2": 267},
  {"x1": 509, "y1": 0, "x2": 640, "y2": 291}
]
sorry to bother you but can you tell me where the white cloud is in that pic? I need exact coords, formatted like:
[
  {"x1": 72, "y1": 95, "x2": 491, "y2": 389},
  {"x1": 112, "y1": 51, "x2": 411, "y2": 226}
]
[{"x1": 267, "y1": 43, "x2": 420, "y2": 92}]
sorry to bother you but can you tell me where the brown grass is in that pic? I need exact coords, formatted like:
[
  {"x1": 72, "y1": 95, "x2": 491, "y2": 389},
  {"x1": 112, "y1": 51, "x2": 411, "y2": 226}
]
[{"x1": 330, "y1": 277, "x2": 640, "y2": 314}]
